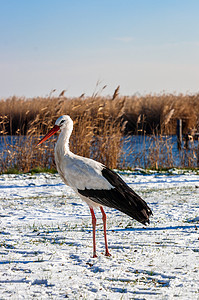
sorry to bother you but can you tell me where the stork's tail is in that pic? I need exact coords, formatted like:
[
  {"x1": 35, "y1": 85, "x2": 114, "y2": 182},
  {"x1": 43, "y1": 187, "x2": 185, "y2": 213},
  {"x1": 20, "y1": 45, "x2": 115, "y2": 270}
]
[{"x1": 121, "y1": 199, "x2": 152, "y2": 226}]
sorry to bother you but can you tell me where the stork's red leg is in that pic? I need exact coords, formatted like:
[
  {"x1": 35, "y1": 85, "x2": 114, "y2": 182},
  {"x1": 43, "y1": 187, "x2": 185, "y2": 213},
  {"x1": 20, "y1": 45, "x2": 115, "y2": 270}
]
[
  {"x1": 90, "y1": 207, "x2": 97, "y2": 258},
  {"x1": 100, "y1": 206, "x2": 111, "y2": 256}
]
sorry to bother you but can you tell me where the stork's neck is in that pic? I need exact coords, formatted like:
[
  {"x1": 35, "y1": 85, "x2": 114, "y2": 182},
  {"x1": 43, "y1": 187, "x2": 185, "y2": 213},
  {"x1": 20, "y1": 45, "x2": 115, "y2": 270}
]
[{"x1": 56, "y1": 126, "x2": 72, "y2": 154}]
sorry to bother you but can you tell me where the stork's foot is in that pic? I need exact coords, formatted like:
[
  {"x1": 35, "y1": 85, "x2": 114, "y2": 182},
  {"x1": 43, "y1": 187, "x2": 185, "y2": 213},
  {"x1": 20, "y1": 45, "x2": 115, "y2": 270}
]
[
  {"x1": 105, "y1": 251, "x2": 111, "y2": 257},
  {"x1": 93, "y1": 254, "x2": 98, "y2": 258}
]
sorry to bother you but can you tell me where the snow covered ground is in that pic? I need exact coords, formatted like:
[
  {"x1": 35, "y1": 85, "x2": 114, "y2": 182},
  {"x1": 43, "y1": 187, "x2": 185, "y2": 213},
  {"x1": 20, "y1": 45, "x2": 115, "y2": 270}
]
[{"x1": 0, "y1": 170, "x2": 198, "y2": 299}]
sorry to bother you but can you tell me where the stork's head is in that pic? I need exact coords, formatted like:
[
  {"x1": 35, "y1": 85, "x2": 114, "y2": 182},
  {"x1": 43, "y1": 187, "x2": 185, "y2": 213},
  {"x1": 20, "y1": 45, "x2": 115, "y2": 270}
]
[
  {"x1": 37, "y1": 115, "x2": 73, "y2": 145},
  {"x1": 55, "y1": 115, "x2": 73, "y2": 129}
]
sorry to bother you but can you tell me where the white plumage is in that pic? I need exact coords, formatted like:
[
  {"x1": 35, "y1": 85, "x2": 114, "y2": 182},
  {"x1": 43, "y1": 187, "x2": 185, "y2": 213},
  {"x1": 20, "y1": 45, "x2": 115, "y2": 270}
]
[
  {"x1": 38, "y1": 115, "x2": 152, "y2": 257},
  {"x1": 54, "y1": 116, "x2": 113, "y2": 198}
]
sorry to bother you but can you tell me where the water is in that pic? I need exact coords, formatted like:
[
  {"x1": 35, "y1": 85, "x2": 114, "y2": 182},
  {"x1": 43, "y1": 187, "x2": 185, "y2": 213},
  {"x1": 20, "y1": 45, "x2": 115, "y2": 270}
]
[
  {"x1": 0, "y1": 135, "x2": 198, "y2": 169},
  {"x1": 0, "y1": 136, "x2": 26, "y2": 152},
  {"x1": 121, "y1": 135, "x2": 198, "y2": 168}
]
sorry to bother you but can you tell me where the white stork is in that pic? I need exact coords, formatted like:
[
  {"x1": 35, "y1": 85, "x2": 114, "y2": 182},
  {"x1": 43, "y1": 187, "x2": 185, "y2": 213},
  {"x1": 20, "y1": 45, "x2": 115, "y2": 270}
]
[{"x1": 37, "y1": 115, "x2": 152, "y2": 257}]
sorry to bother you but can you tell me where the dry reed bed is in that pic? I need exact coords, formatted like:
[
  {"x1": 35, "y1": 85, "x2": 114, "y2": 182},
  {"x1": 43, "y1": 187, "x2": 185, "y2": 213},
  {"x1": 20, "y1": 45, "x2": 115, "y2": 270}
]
[
  {"x1": 0, "y1": 92, "x2": 199, "y2": 135},
  {"x1": 0, "y1": 91, "x2": 199, "y2": 173}
]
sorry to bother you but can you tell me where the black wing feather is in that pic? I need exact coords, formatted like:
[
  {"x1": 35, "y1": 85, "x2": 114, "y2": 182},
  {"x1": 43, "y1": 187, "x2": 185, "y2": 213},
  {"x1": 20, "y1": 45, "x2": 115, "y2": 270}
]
[{"x1": 78, "y1": 167, "x2": 152, "y2": 225}]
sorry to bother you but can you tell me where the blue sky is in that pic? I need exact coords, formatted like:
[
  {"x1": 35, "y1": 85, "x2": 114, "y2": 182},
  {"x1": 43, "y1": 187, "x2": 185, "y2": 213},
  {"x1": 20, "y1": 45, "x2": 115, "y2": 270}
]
[{"x1": 0, "y1": 0, "x2": 199, "y2": 98}]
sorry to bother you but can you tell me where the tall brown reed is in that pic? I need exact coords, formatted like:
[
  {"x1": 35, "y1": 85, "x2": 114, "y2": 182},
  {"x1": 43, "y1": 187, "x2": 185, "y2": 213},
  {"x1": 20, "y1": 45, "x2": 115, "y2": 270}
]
[
  {"x1": 0, "y1": 91, "x2": 199, "y2": 173},
  {"x1": 1, "y1": 92, "x2": 199, "y2": 136},
  {"x1": 0, "y1": 93, "x2": 125, "y2": 173}
]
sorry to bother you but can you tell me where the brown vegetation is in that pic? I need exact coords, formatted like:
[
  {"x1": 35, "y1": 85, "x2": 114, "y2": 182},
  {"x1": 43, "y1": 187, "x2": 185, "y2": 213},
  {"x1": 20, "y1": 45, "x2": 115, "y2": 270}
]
[
  {"x1": 0, "y1": 90, "x2": 199, "y2": 173},
  {"x1": 1, "y1": 91, "x2": 199, "y2": 136}
]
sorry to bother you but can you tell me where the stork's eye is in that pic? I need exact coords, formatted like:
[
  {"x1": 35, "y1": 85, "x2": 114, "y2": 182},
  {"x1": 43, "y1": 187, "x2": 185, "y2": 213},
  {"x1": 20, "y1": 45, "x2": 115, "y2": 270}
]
[{"x1": 60, "y1": 120, "x2": 65, "y2": 125}]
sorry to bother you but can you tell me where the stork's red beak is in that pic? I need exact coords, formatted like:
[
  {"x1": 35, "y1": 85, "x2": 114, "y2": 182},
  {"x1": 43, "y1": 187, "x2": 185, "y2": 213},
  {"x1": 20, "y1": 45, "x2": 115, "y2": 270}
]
[{"x1": 37, "y1": 125, "x2": 60, "y2": 145}]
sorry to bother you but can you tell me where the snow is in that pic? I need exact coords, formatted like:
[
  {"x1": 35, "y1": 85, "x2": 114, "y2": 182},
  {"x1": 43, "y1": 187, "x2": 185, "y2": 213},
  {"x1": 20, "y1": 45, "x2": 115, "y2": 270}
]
[{"x1": 0, "y1": 170, "x2": 198, "y2": 299}]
